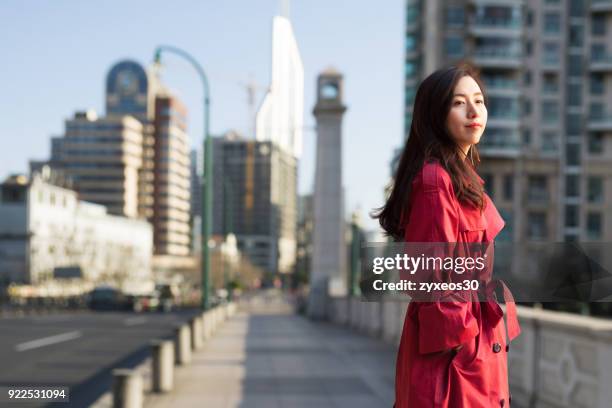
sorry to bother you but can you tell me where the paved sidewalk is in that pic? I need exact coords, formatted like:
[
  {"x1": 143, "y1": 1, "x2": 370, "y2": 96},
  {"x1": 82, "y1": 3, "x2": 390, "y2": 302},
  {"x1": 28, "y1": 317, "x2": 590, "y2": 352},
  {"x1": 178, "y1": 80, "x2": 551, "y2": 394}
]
[{"x1": 145, "y1": 293, "x2": 396, "y2": 407}]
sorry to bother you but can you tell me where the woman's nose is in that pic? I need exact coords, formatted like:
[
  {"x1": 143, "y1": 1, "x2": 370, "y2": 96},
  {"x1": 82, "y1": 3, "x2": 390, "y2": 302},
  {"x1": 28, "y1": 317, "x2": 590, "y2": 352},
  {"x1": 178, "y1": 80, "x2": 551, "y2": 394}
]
[{"x1": 467, "y1": 105, "x2": 479, "y2": 118}]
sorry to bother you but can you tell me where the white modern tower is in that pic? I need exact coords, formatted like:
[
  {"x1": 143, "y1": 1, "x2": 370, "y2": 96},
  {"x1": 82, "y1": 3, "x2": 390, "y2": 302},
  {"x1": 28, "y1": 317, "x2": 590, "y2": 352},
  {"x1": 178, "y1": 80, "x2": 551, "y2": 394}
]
[
  {"x1": 308, "y1": 68, "x2": 347, "y2": 319},
  {"x1": 255, "y1": 15, "x2": 304, "y2": 159}
]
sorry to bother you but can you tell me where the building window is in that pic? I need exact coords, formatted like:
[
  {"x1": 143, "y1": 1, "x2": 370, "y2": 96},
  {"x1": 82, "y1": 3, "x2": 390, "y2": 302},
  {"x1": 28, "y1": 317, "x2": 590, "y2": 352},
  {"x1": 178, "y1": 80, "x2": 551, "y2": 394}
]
[
  {"x1": 591, "y1": 43, "x2": 606, "y2": 61},
  {"x1": 565, "y1": 204, "x2": 579, "y2": 228},
  {"x1": 523, "y1": 99, "x2": 532, "y2": 115},
  {"x1": 528, "y1": 175, "x2": 548, "y2": 202},
  {"x1": 445, "y1": 36, "x2": 464, "y2": 57},
  {"x1": 525, "y1": 40, "x2": 533, "y2": 56},
  {"x1": 542, "y1": 132, "x2": 558, "y2": 152},
  {"x1": 567, "y1": 84, "x2": 582, "y2": 107},
  {"x1": 586, "y1": 212, "x2": 602, "y2": 239},
  {"x1": 566, "y1": 174, "x2": 579, "y2": 197},
  {"x1": 569, "y1": 0, "x2": 585, "y2": 17},
  {"x1": 588, "y1": 132, "x2": 604, "y2": 154},
  {"x1": 543, "y1": 13, "x2": 560, "y2": 34},
  {"x1": 406, "y1": 4, "x2": 419, "y2": 25},
  {"x1": 527, "y1": 212, "x2": 547, "y2": 240},
  {"x1": 483, "y1": 173, "x2": 494, "y2": 198},
  {"x1": 523, "y1": 129, "x2": 531, "y2": 145},
  {"x1": 526, "y1": 9, "x2": 534, "y2": 26},
  {"x1": 542, "y1": 101, "x2": 559, "y2": 123},
  {"x1": 497, "y1": 209, "x2": 513, "y2": 242},
  {"x1": 587, "y1": 176, "x2": 604, "y2": 203},
  {"x1": 590, "y1": 74, "x2": 605, "y2": 95},
  {"x1": 543, "y1": 73, "x2": 558, "y2": 94},
  {"x1": 406, "y1": 35, "x2": 417, "y2": 53},
  {"x1": 592, "y1": 14, "x2": 606, "y2": 36},
  {"x1": 566, "y1": 113, "x2": 582, "y2": 134},
  {"x1": 566, "y1": 143, "x2": 581, "y2": 166},
  {"x1": 543, "y1": 42, "x2": 560, "y2": 64},
  {"x1": 446, "y1": 6, "x2": 464, "y2": 27},
  {"x1": 405, "y1": 87, "x2": 416, "y2": 106},
  {"x1": 503, "y1": 174, "x2": 514, "y2": 200},
  {"x1": 569, "y1": 24, "x2": 583, "y2": 47},
  {"x1": 405, "y1": 61, "x2": 417, "y2": 77},
  {"x1": 489, "y1": 96, "x2": 519, "y2": 119},
  {"x1": 590, "y1": 102, "x2": 604, "y2": 120},
  {"x1": 524, "y1": 71, "x2": 532, "y2": 85},
  {"x1": 569, "y1": 55, "x2": 583, "y2": 76}
]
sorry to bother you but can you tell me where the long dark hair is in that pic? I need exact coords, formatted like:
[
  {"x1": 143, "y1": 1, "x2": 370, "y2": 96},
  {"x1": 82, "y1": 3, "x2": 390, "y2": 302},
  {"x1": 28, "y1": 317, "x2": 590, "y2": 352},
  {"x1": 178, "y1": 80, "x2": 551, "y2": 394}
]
[{"x1": 372, "y1": 62, "x2": 487, "y2": 241}]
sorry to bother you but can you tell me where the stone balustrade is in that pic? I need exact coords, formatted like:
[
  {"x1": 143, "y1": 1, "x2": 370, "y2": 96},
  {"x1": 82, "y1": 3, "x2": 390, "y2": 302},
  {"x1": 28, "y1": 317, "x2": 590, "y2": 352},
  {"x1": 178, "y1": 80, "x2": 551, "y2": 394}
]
[{"x1": 326, "y1": 295, "x2": 612, "y2": 408}]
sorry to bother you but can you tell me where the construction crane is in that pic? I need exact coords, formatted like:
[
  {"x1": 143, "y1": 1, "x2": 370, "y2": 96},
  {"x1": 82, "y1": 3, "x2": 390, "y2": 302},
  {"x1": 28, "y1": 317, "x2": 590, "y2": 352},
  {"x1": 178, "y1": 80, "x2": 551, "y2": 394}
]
[{"x1": 237, "y1": 74, "x2": 269, "y2": 138}]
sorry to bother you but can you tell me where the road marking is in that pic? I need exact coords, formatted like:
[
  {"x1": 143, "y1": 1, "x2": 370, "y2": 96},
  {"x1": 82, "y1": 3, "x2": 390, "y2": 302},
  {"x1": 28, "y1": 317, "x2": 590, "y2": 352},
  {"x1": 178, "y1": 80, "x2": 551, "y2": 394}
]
[
  {"x1": 124, "y1": 316, "x2": 148, "y2": 326},
  {"x1": 15, "y1": 331, "x2": 82, "y2": 352}
]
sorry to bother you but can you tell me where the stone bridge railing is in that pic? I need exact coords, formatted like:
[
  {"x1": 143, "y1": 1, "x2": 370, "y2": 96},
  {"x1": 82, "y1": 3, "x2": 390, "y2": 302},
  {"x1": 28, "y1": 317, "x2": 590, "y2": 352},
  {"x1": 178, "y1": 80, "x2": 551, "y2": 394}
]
[{"x1": 326, "y1": 296, "x2": 612, "y2": 408}]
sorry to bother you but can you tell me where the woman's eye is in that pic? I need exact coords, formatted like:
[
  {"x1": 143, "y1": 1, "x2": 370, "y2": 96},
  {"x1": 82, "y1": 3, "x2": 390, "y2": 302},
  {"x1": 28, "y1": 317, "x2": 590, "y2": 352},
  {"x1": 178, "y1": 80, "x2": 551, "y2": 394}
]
[
  {"x1": 476, "y1": 100, "x2": 484, "y2": 104},
  {"x1": 453, "y1": 100, "x2": 464, "y2": 106}
]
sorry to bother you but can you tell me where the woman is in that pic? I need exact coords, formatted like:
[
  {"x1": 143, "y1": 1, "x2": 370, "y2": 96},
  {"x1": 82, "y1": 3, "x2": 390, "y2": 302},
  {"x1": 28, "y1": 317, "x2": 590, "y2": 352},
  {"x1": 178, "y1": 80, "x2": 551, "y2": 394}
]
[{"x1": 373, "y1": 63, "x2": 521, "y2": 407}]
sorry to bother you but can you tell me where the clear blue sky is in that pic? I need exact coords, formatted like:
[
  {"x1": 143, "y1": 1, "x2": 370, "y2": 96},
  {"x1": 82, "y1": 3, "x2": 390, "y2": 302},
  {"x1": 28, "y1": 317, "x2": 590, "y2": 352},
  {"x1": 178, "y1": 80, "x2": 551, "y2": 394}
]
[{"x1": 0, "y1": 0, "x2": 403, "y2": 231}]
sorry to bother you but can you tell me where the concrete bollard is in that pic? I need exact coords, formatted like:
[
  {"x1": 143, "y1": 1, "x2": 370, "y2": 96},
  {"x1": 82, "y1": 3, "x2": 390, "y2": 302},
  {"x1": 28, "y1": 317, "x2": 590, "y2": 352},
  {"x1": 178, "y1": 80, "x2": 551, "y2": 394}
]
[
  {"x1": 174, "y1": 325, "x2": 192, "y2": 365},
  {"x1": 201, "y1": 312, "x2": 210, "y2": 340},
  {"x1": 200, "y1": 313, "x2": 210, "y2": 341},
  {"x1": 211, "y1": 308, "x2": 218, "y2": 333},
  {"x1": 112, "y1": 369, "x2": 143, "y2": 408},
  {"x1": 189, "y1": 316, "x2": 203, "y2": 350},
  {"x1": 227, "y1": 302, "x2": 236, "y2": 317},
  {"x1": 205, "y1": 310, "x2": 214, "y2": 337},
  {"x1": 151, "y1": 340, "x2": 174, "y2": 393}
]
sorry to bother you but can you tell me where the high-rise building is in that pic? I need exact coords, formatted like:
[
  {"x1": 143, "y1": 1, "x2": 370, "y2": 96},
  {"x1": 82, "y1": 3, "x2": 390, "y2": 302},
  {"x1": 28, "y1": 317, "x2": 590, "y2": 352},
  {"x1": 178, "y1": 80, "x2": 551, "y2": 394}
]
[
  {"x1": 403, "y1": 1, "x2": 612, "y2": 242},
  {"x1": 57, "y1": 110, "x2": 144, "y2": 218},
  {"x1": 190, "y1": 148, "x2": 203, "y2": 254},
  {"x1": 49, "y1": 60, "x2": 193, "y2": 260},
  {"x1": 152, "y1": 94, "x2": 191, "y2": 256},
  {"x1": 106, "y1": 60, "x2": 157, "y2": 220},
  {"x1": 212, "y1": 131, "x2": 297, "y2": 275},
  {"x1": 256, "y1": 15, "x2": 305, "y2": 159}
]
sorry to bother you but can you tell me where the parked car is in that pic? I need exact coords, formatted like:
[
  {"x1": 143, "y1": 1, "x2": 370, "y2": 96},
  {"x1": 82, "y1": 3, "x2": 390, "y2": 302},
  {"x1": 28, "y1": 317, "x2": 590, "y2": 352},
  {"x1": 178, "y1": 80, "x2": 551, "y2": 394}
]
[{"x1": 87, "y1": 286, "x2": 129, "y2": 311}]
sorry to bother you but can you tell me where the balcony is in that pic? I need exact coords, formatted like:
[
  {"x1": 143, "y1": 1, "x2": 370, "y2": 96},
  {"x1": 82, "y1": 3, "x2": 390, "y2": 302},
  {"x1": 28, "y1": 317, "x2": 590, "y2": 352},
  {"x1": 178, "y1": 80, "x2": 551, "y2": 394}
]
[
  {"x1": 473, "y1": 48, "x2": 522, "y2": 68},
  {"x1": 588, "y1": 114, "x2": 612, "y2": 131},
  {"x1": 485, "y1": 78, "x2": 521, "y2": 97},
  {"x1": 591, "y1": 0, "x2": 612, "y2": 12},
  {"x1": 469, "y1": 17, "x2": 522, "y2": 38},
  {"x1": 487, "y1": 114, "x2": 521, "y2": 129},
  {"x1": 590, "y1": 53, "x2": 612, "y2": 72},
  {"x1": 478, "y1": 130, "x2": 521, "y2": 158}
]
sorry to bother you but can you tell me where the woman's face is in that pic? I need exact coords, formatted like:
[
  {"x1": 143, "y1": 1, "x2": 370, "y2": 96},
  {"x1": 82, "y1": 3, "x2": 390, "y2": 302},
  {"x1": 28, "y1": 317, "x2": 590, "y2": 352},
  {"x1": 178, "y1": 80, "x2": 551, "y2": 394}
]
[{"x1": 446, "y1": 75, "x2": 487, "y2": 157}]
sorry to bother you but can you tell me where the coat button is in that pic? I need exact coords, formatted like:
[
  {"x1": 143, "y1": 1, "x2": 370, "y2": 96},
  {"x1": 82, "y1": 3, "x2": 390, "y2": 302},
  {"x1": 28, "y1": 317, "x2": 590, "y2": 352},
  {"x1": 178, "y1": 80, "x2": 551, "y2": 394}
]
[
  {"x1": 506, "y1": 344, "x2": 509, "y2": 352},
  {"x1": 493, "y1": 342, "x2": 502, "y2": 353}
]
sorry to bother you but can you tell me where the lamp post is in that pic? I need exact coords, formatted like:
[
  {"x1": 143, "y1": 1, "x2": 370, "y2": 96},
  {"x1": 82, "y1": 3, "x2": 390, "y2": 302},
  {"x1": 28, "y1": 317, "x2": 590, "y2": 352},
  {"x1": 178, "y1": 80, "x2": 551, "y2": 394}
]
[{"x1": 153, "y1": 45, "x2": 212, "y2": 310}]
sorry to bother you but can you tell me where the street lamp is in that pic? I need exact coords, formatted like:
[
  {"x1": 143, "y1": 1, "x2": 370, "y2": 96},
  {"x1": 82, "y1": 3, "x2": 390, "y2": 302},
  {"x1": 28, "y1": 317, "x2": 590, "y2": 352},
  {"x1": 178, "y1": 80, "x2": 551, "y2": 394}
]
[{"x1": 153, "y1": 45, "x2": 212, "y2": 310}]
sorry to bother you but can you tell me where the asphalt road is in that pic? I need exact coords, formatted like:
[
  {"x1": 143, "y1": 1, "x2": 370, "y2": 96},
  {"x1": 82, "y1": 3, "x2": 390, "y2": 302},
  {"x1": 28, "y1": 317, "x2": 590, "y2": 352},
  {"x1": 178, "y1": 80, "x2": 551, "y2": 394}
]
[{"x1": 0, "y1": 309, "x2": 199, "y2": 408}]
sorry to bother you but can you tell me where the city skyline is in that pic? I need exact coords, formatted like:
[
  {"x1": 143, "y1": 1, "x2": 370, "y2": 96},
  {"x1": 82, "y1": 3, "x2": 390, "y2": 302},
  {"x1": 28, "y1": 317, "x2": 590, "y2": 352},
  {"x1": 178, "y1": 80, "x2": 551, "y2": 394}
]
[{"x1": 0, "y1": 0, "x2": 404, "y2": 232}]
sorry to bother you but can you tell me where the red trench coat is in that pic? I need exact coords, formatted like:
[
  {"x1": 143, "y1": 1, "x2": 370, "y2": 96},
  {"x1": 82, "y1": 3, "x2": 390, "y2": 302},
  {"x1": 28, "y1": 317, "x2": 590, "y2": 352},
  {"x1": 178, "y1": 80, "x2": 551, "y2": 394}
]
[{"x1": 394, "y1": 160, "x2": 521, "y2": 408}]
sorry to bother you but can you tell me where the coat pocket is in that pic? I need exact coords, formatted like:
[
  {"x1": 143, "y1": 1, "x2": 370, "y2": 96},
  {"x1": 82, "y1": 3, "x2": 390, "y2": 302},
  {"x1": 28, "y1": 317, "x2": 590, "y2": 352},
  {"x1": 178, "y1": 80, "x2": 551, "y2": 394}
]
[
  {"x1": 450, "y1": 332, "x2": 479, "y2": 368},
  {"x1": 459, "y1": 209, "x2": 488, "y2": 243}
]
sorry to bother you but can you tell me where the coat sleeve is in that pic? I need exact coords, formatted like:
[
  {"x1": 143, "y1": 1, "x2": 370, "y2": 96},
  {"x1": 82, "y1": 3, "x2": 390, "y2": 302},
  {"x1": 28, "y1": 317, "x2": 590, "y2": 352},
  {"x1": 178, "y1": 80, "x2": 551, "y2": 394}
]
[{"x1": 406, "y1": 168, "x2": 480, "y2": 355}]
